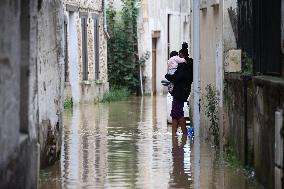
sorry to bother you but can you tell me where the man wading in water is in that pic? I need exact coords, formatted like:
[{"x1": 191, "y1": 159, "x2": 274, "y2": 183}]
[{"x1": 165, "y1": 43, "x2": 193, "y2": 135}]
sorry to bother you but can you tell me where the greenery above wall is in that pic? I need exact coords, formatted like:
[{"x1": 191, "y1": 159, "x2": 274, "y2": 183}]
[
  {"x1": 107, "y1": 0, "x2": 140, "y2": 94},
  {"x1": 242, "y1": 51, "x2": 253, "y2": 75}
]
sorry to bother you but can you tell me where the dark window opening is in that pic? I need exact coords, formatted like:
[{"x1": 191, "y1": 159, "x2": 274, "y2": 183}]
[
  {"x1": 93, "y1": 14, "x2": 100, "y2": 80},
  {"x1": 64, "y1": 21, "x2": 69, "y2": 82},
  {"x1": 81, "y1": 14, "x2": 88, "y2": 80}
]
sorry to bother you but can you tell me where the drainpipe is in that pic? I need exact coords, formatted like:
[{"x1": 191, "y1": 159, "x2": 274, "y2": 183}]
[
  {"x1": 102, "y1": 0, "x2": 110, "y2": 39},
  {"x1": 192, "y1": 0, "x2": 200, "y2": 188}
]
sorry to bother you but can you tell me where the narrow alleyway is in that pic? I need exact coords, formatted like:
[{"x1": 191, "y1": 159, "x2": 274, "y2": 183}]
[{"x1": 39, "y1": 96, "x2": 261, "y2": 189}]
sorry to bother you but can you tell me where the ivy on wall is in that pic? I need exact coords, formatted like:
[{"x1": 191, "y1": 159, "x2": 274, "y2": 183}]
[{"x1": 107, "y1": 0, "x2": 140, "y2": 93}]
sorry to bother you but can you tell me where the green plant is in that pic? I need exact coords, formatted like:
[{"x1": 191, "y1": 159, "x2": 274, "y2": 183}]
[
  {"x1": 204, "y1": 84, "x2": 220, "y2": 147},
  {"x1": 224, "y1": 145, "x2": 242, "y2": 169},
  {"x1": 64, "y1": 97, "x2": 73, "y2": 110},
  {"x1": 101, "y1": 87, "x2": 130, "y2": 103},
  {"x1": 107, "y1": 0, "x2": 140, "y2": 93},
  {"x1": 242, "y1": 52, "x2": 253, "y2": 75}
]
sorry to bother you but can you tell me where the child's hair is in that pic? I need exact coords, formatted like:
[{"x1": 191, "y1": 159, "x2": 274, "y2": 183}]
[
  {"x1": 169, "y1": 51, "x2": 179, "y2": 58},
  {"x1": 179, "y1": 42, "x2": 189, "y2": 56}
]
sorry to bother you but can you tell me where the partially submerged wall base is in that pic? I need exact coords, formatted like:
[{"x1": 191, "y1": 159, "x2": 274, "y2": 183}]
[
  {"x1": 0, "y1": 137, "x2": 39, "y2": 189},
  {"x1": 64, "y1": 81, "x2": 109, "y2": 103},
  {"x1": 224, "y1": 73, "x2": 284, "y2": 189}
]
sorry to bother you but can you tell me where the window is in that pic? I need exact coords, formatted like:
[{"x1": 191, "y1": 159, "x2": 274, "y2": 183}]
[
  {"x1": 80, "y1": 13, "x2": 88, "y2": 80},
  {"x1": 93, "y1": 14, "x2": 100, "y2": 80}
]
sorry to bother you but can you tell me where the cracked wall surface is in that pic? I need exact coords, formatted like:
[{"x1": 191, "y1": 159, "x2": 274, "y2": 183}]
[{"x1": 37, "y1": 0, "x2": 64, "y2": 168}]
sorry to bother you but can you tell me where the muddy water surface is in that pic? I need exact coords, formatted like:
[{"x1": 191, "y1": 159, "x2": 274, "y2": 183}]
[{"x1": 40, "y1": 96, "x2": 261, "y2": 189}]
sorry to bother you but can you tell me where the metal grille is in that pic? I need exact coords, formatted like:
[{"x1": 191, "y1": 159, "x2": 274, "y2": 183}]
[{"x1": 237, "y1": 0, "x2": 282, "y2": 76}]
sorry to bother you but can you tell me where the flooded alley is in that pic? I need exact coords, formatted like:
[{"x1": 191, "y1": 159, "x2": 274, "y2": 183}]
[{"x1": 39, "y1": 96, "x2": 260, "y2": 189}]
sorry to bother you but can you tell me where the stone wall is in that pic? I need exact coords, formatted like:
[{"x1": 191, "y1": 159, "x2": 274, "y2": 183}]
[
  {"x1": 63, "y1": 0, "x2": 109, "y2": 103},
  {"x1": 224, "y1": 73, "x2": 284, "y2": 189},
  {"x1": 253, "y1": 76, "x2": 284, "y2": 188},
  {"x1": 64, "y1": 0, "x2": 102, "y2": 11},
  {"x1": 224, "y1": 73, "x2": 254, "y2": 164},
  {"x1": 37, "y1": 0, "x2": 64, "y2": 168}
]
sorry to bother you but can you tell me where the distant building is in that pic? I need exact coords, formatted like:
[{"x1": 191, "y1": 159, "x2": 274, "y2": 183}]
[
  {"x1": 137, "y1": 0, "x2": 191, "y2": 95},
  {"x1": 63, "y1": 0, "x2": 109, "y2": 104}
]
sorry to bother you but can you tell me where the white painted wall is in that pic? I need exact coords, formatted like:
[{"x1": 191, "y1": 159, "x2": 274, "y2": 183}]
[
  {"x1": 223, "y1": 0, "x2": 237, "y2": 51},
  {"x1": 199, "y1": 1, "x2": 223, "y2": 128},
  {"x1": 68, "y1": 12, "x2": 81, "y2": 104}
]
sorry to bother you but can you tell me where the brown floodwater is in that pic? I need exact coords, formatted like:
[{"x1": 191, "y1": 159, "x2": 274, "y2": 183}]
[{"x1": 39, "y1": 96, "x2": 261, "y2": 189}]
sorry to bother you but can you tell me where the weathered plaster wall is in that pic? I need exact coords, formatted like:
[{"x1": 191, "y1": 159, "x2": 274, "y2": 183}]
[
  {"x1": 0, "y1": 0, "x2": 21, "y2": 167},
  {"x1": 223, "y1": 0, "x2": 237, "y2": 51},
  {"x1": 37, "y1": 0, "x2": 64, "y2": 168},
  {"x1": 224, "y1": 73, "x2": 254, "y2": 165},
  {"x1": 0, "y1": 0, "x2": 38, "y2": 188},
  {"x1": 224, "y1": 74, "x2": 284, "y2": 189},
  {"x1": 252, "y1": 76, "x2": 284, "y2": 189},
  {"x1": 137, "y1": 0, "x2": 191, "y2": 95},
  {"x1": 199, "y1": 1, "x2": 223, "y2": 135}
]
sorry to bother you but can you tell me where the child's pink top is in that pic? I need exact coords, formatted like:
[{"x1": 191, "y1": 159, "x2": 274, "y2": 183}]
[{"x1": 167, "y1": 56, "x2": 186, "y2": 71}]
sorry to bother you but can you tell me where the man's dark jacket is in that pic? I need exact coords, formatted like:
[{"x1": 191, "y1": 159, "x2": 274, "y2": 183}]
[{"x1": 165, "y1": 58, "x2": 193, "y2": 102}]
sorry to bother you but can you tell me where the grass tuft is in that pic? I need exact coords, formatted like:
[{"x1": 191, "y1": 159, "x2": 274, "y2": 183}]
[
  {"x1": 64, "y1": 97, "x2": 73, "y2": 110},
  {"x1": 100, "y1": 88, "x2": 130, "y2": 103},
  {"x1": 224, "y1": 145, "x2": 242, "y2": 169}
]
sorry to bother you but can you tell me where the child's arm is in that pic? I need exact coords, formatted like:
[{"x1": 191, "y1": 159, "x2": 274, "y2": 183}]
[{"x1": 172, "y1": 56, "x2": 185, "y2": 64}]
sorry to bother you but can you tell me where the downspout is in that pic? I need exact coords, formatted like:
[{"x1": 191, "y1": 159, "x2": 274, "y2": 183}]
[
  {"x1": 103, "y1": 0, "x2": 110, "y2": 39},
  {"x1": 192, "y1": 0, "x2": 200, "y2": 189}
]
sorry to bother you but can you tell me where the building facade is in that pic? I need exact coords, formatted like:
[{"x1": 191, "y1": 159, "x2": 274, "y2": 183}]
[
  {"x1": 137, "y1": 0, "x2": 191, "y2": 95},
  {"x1": 0, "y1": 0, "x2": 64, "y2": 187},
  {"x1": 63, "y1": 0, "x2": 109, "y2": 104},
  {"x1": 195, "y1": 0, "x2": 284, "y2": 188}
]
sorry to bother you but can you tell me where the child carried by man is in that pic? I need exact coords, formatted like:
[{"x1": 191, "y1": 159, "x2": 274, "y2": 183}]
[{"x1": 166, "y1": 51, "x2": 186, "y2": 93}]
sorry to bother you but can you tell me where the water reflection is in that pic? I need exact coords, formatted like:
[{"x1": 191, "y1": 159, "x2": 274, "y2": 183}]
[
  {"x1": 40, "y1": 96, "x2": 261, "y2": 189},
  {"x1": 169, "y1": 135, "x2": 193, "y2": 188}
]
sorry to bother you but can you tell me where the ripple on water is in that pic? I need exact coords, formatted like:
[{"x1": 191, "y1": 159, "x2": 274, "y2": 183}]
[{"x1": 39, "y1": 96, "x2": 262, "y2": 189}]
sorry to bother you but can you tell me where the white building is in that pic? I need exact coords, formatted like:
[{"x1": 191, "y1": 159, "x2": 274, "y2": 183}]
[{"x1": 137, "y1": 0, "x2": 191, "y2": 95}]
